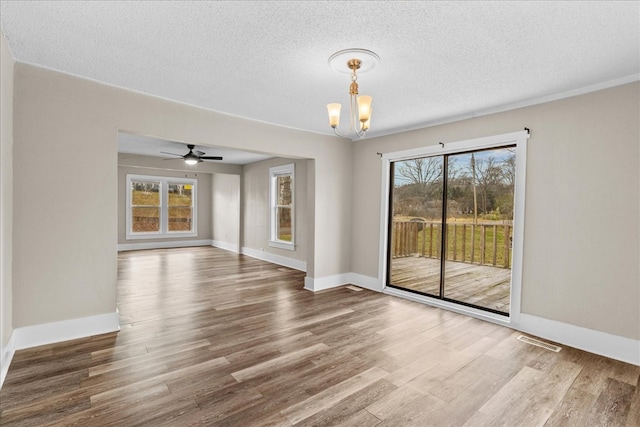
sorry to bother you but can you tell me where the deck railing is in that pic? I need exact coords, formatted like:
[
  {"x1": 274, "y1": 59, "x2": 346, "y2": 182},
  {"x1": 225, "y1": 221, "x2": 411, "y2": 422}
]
[{"x1": 391, "y1": 220, "x2": 512, "y2": 268}]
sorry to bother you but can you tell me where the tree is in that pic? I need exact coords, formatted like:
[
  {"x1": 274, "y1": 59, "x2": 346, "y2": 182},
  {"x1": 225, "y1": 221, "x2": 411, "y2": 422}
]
[
  {"x1": 471, "y1": 155, "x2": 502, "y2": 215},
  {"x1": 396, "y1": 157, "x2": 442, "y2": 188},
  {"x1": 501, "y1": 151, "x2": 516, "y2": 191},
  {"x1": 394, "y1": 157, "x2": 443, "y2": 219}
]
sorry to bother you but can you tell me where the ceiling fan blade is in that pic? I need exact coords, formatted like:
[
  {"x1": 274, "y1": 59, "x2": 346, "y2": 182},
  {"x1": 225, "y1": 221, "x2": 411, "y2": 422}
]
[
  {"x1": 160, "y1": 151, "x2": 184, "y2": 157},
  {"x1": 194, "y1": 150, "x2": 205, "y2": 156},
  {"x1": 162, "y1": 158, "x2": 182, "y2": 161},
  {"x1": 199, "y1": 156, "x2": 223, "y2": 161}
]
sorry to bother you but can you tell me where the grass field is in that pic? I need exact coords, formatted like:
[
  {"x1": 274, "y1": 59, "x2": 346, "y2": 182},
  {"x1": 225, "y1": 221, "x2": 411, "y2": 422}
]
[{"x1": 131, "y1": 190, "x2": 193, "y2": 232}]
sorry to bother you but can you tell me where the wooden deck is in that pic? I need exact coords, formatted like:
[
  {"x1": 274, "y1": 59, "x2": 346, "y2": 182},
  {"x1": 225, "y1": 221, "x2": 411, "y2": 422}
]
[{"x1": 390, "y1": 256, "x2": 511, "y2": 314}]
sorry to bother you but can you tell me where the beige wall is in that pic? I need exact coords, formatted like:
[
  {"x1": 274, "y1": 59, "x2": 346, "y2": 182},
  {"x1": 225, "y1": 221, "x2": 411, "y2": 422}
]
[
  {"x1": 8, "y1": 45, "x2": 637, "y2": 348},
  {"x1": 351, "y1": 82, "x2": 640, "y2": 341},
  {"x1": 212, "y1": 173, "x2": 240, "y2": 249},
  {"x1": 12, "y1": 63, "x2": 351, "y2": 328},
  {"x1": 1, "y1": 32, "x2": 14, "y2": 352},
  {"x1": 242, "y1": 158, "x2": 308, "y2": 262},
  {"x1": 117, "y1": 161, "x2": 213, "y2": 245}
]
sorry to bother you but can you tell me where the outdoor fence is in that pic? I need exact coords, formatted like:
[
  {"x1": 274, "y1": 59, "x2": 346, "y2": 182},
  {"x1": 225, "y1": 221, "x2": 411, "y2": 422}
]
[{"x1": 391, "y1": 220, "x2": 512, "y2": 268}]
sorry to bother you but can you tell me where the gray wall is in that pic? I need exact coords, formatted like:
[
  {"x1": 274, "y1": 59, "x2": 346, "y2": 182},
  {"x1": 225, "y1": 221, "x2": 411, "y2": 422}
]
[
  {"x1": 242, "y1": 158, "x2": 308, "y2": 263},
  {"x1": 1, "y1": 32, "x2": 14, "y2": 354},
  {"x1": 351, "y1": 82, "x2": 640, "y2": 341}
]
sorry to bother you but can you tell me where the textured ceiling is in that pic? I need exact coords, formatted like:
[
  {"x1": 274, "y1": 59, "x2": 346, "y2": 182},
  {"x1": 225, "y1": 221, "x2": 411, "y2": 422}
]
[
  {"x1": 118, "y1": 132, "x2": 272, "y2": 165},
  {"x1": 1, "y1": 1, "x2": 639, "y2": 144}
]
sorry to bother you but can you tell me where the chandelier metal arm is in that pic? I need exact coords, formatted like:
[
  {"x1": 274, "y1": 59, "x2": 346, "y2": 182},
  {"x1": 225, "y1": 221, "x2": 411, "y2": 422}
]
[{"x1": 332, "y1": 94, "x2": 366, "y2": 139}]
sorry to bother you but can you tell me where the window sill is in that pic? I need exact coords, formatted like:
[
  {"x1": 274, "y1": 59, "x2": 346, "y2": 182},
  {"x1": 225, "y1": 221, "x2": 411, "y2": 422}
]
[
  {"x1": 126, "y1": 232, "x2": 197, "y2": 240},
  {"x1": 268, "y1": 240, "x2": 295, "y2": 251}
]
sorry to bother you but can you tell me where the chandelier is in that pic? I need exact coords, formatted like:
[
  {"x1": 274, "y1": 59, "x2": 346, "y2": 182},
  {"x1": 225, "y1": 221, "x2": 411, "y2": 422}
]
[{"x1": 326, "y1": 49, "x2": 380, "y2": 139}]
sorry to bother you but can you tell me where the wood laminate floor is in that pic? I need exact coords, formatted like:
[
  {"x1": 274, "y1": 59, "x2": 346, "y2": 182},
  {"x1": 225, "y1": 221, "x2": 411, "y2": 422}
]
[{"x1": 1, "y1": 247, "x2": 638, "y2": 426}]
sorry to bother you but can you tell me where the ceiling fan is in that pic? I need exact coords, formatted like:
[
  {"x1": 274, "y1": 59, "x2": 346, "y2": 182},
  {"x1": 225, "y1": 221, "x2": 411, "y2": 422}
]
[{"x1": 161, "y1": 144, "x2": 223, "y2": 165}]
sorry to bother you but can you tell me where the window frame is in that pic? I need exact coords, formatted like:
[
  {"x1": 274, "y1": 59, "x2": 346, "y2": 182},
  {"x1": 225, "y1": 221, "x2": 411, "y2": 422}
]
[
  {"x1": 268, "y1": 163, "x2": 295, "y2": 250},
  {"x1": 126, "y1": 174, "x2": 197, "y2": 240}
]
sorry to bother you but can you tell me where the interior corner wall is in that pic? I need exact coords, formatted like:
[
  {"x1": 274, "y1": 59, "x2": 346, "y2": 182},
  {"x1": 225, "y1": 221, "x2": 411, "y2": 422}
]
[
  {"x1": 1, "y1": 31, "x2": 15, "y2": 358},
  {"x1": 212, "y1": 173, "x2": 240, "y2": 251},
  {"x1": 117, "y1": 162, "x2": 213, "y2": 246},
  {"x1": 242, "y1": 158, "x2": 308, "y2": 266},
  {"x1": 350, "y1": 82, "x2": 640, "y2": 343},
  {"x1": 11, "y1": 62, "x2": 351, "y2": 331}
]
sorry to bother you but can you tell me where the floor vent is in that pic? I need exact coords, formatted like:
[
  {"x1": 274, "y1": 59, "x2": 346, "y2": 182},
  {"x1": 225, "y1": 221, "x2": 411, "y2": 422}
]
[
  {"x1": 346, "y1": 285, "x2": 363, "y2": 292},
  {"x1": 517, "y1": 335, "x2": 562, "y2": 352}
]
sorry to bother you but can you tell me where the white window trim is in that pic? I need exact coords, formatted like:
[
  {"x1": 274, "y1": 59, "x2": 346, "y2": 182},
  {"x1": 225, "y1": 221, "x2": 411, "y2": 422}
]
[
  {"x1": 126, "y1": 174, "x2": 198, "y2": 240},
  {"x1": 378, "y1": 130, "x2": 529, "y2": 326},
  {"x1": 268, "y1": 163, "x2": 295, "y2": 251}
]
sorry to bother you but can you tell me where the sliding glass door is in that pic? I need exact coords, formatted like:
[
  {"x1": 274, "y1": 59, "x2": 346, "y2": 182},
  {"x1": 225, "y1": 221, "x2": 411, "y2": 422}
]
[{"x1": 388, "y1": 146, "x2": 516, "y2": 316}]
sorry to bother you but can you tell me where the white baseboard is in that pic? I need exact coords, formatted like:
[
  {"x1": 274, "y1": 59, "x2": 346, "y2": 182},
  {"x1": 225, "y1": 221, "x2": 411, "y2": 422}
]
[
  {"x1": 303, "y1": 273, "x2": 351, "y2": 292},
  {"x1": 118, "y1": 239, "x2": 213, "y2": 251},
  {"x1": 348, "y1": 273, "x2": 383, "y2": 292},
  {"x1": 211, "y1": 240, "x2": 239, "y2": 253},
  {"x1": 241, "y1": 246, "x2": 306, "y2": 272},
  {"x1": 13, "y1": 311, "x2": 120, "y2": 351},
  {"x1": 302, "y1": 273, "x2": 381, "y2": 293},
  {"x1": 517, "y1": 313, "x2": 639, "y2": 366},
  {"x1": 342, "y1": 273, "x2": 639, "y2": 366},
  {"x1": 0, "y1": 331, "x2": 16, "y2": 390}
]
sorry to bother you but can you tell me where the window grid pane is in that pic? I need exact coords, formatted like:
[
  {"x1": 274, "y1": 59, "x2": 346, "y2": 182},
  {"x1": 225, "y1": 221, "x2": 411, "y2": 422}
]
[
  {"x1": 131, "y1": 180, "x2": 161, "y2": 233},
  {"x1": 277, "y1": 206, "x2": 292, "y2": 241},
  {"x1": 168, "y1": 183, "x2": 194, "y2": 232},
  {"x1": 277, "y1": 175, "x2": 292, "y2": 206}
]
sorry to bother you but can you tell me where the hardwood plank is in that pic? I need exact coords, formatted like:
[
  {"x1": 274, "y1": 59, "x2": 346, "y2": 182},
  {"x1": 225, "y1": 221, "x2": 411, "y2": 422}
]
[
  {"x1": 625, "y1": 386, "x2": 640, "y2": 427},
  {"x1": 476, "y1": 360, "x2": 582, "y2": 426},
  {"x1": 201, "y1": 387, "x2": 311, "y2": 427},
  {"x1": 1, "y1": 247, "x2": 638, "y2": 426},
  {"x1": 428, "y1": 372, "x2": 508, "y2": 426},
  {"x1": 280, "y1": 366, "x2": 389, "y2": 424},
  {"x1": 373, "y1": 392, "x2": 448, "y2": 426},
  {"x1": 231, "y1": 343, "x2": 329, "y2": 382},
  {"x1": 543, "y1": 387, "x2": 598, "y2": 427},
  {"x1": 365, "y1": 383, "x2": 426, "y2": 420},
  {"x1": 586, "y1": 377, "x2": 635, "y2": 426},
  {"x1": 295, "y1": 379, "x2": 396, "y2": 427},
  {"x1": 90, "y1": 356, "x2": 229, "y2": 407}
]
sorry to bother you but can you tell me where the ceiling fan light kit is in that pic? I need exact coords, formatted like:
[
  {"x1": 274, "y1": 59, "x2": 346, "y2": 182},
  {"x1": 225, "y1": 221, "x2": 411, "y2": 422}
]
[
  {"x1": 161, "y1": 144, "x2": 223, "y2": 165},
  {"x1": 327, "y1": 48, "x2": 380, "y2": 139}
]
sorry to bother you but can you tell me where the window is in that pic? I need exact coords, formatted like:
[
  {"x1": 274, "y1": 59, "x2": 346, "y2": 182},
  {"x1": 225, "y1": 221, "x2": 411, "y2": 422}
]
[
  {"x1": 269, "y1": 164, "x2": 294, "y2": 250},
  {"x1": 126, "y1": 175, "x2": 197, "y2": 239}
]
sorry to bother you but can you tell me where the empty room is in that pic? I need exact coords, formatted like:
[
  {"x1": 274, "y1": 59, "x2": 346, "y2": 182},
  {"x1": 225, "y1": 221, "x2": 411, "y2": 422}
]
[{"x1": 1, "y1": 1, "x2": 639, "y2": 426}]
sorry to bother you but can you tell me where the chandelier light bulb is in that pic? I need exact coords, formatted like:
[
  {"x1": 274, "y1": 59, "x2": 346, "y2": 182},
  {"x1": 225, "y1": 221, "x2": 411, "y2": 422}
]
[
  {"x1": 357, "y1": 95, "x2": 372, "y2": 123},
  {"x1": 327, "y1": 103, "x2": 342, "y2": 128}
]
